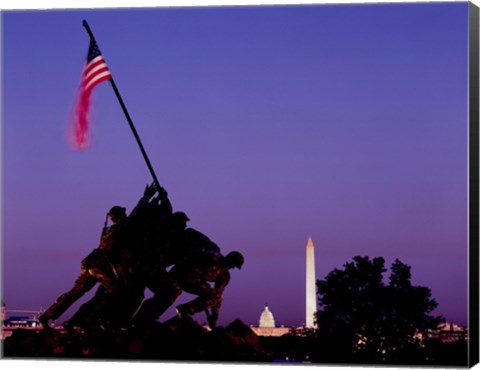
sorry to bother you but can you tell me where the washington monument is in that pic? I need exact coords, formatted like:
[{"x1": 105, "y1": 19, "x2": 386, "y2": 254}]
[{"x1": 306, "y1": 236, "x2": 317, "y2": 328}]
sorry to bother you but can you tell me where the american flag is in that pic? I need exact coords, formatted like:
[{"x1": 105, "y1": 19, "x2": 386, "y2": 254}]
[{"x1": 71, "y1": 39, "x2": 112, "y2": 149}]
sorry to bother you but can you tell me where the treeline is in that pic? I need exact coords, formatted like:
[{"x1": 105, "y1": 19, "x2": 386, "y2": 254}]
[{"x1": 261, "y1": 256, "x2": 468, "y2": 366}]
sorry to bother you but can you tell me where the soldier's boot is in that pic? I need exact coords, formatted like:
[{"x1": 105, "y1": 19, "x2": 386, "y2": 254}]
[
  {"x1": 38, "y1": 312, "x2": 53, "y2": 330},
  {"x1": 38, "y1": 275, "x2": 96, "y2": 330},
  {"x1": 207, "y1": 316, "x2": 217, "y2": 330},
  {"x1": 205, "y1": 309, "x2": 218, "y2": 330}
]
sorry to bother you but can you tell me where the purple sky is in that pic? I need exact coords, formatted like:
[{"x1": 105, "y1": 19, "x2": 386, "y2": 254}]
[{"x1": 2, "y1": 3, "x2": 471, "y2": 327}]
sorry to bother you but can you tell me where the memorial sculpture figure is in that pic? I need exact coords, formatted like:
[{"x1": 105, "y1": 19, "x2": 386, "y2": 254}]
[
  {"x1": 38, "y1": 184, "x2": 159, "y2": 328},
  {"x1": 130, "y1": 211, "x2": 223, "y2": 326},
  {"x1": 40, "y1": 182, "x2": 243, "y2": 332},
  {"x1": 171, "y1": 250, "x2": 244, "y2": 329}
]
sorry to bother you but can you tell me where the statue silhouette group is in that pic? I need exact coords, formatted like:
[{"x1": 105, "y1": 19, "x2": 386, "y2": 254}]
[{"x1": 39, "y1": 183, "x2": 244, "y2": 332}]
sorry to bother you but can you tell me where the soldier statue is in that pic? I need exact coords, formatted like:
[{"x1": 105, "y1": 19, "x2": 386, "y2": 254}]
[
  {"x1": 40, "y1": 181, "x2": 244, "y2": 332},
  {"x1": 171, "y1": 250, "x2": 244, "y2": 329},
  {"x1": 130, "y1": 211, "x2": 224, "y2": 326},
  {"x1": 38, "y1": 184, "x2": 159, "y2": 329}
]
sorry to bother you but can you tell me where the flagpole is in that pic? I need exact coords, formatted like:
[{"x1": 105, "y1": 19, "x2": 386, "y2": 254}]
[{"x1": 82, "y1": 19, "x2": 162, "y2": 191}]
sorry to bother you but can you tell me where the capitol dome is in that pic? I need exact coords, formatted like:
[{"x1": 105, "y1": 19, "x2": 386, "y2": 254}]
[{"x1": 259, "y1": 305, "x2": 275, "y2": 328}]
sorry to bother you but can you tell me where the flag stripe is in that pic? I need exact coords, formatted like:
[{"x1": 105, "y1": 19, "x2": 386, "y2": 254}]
[
  {"x1": 83, "y1": 56, "x2": 111, "y2": 91},
  {"x1": 84, "y1": 63, "x2": 109, "y2": 81},
  {"x1": 85, "y1": 57, "x2": 109, "y2": 76},
  {"x1": 85, "y1": 63, "x2": 109, "y2": 80},
  {"x1": 85, "y1": 70, "x2": 111, "y2": 91},
  {"x1": 86, "y1": 55, "x2": 107, "y2": 68}
]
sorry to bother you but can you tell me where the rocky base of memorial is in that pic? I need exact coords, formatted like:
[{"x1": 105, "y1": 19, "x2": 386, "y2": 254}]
[{"x1": 2, "y1": 317, "x2": 272, "y2": 362}]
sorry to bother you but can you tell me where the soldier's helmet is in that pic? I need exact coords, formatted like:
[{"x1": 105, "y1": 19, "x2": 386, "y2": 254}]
[
  {"x1": 108, "y1": 206, "x2": 127, "y2": 218},
  {"x1": 172, "y1": 211, "x2": 190, "y2": 222},
  {"x1": 225, "y1": 251, "x2": 244, "y2": 269}
]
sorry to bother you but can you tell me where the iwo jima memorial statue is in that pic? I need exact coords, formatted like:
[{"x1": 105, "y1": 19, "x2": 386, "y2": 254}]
[
  {"x1": 38, "y1": 182, "x2": 244, "y2": 332},
  {"x1": 3, "y1": 21, "x2": 261, "y2": 361},
  {"x1": 39, "y1": 20, "x2": 245, "y2": 333}
]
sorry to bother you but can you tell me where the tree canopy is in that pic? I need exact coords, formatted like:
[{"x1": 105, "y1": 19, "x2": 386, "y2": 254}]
[{"x1": 315, "y1": 256, "x2": 443, "y2": 363}]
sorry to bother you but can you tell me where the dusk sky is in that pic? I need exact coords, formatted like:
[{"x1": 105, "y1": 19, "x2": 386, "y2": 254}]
[{"x1": 2, "y1": 2, "x2": 472, "y2": 328}]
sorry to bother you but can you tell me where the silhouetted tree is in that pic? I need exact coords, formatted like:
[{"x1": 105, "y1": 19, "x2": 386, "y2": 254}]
[{"x1": 314, "y1": 256, "x2": 443, "y2": 364}]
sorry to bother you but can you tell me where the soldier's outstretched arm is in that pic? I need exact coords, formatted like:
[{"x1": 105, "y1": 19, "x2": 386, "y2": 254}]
[
  {"x1": 142, "y1": 183, "x2": 156, "y2": 201},
  {"x1": 151, "y1": 185, "x2": 173, "y2": 215},
  {"x1": 130, "y1": 183, "x2": 156, "y2": 217},
  {"x1": 159, "y1": 191, "x2": 173, "y2": 215}
]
